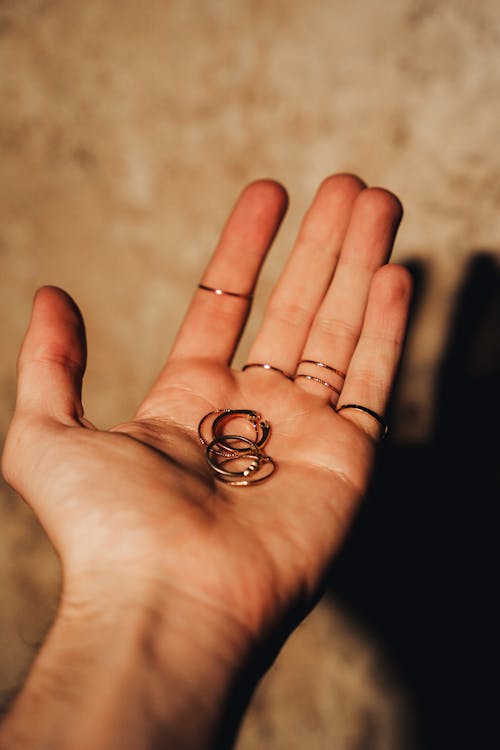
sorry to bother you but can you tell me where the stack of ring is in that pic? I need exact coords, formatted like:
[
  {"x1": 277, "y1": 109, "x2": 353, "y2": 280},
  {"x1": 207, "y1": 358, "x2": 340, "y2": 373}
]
[
  {"x1": 198, "y1": 409, "x2": 275, "y2": 486},
  {"x1": 294, "y1": 359, "x2": 346, "y2": 402}
]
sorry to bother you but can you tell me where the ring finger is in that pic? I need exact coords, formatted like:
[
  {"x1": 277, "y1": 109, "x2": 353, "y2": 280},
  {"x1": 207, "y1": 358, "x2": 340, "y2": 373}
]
[{"x1": 295, "y1": 188, "x2": 403, "y2": 405}]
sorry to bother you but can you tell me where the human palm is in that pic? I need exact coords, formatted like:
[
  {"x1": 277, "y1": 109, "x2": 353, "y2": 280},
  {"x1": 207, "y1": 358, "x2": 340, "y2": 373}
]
[{"x1": 3, "y1": 174, "x2": 411, "y2": 652}]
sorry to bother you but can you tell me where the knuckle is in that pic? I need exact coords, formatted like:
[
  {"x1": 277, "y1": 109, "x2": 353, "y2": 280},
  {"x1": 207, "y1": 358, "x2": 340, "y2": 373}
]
[
  {"x1": 215, "y1": 300, "x2": 246, "y2": 327},
  {"x1": 268, "y1": 298, "x2": 311, "y2": 329},
  {"x1": 315, "y1": 314, "x2": 358, "y2": 341},
  {"x1": 348, "y1": 368, "x2": 391, "y2": 406},
  {"x1": 20, "y1": 352, "x2": 83, "y2": 374},
  {"x1": 200, "y1": 293, "x2": 245, "y2": 325}
]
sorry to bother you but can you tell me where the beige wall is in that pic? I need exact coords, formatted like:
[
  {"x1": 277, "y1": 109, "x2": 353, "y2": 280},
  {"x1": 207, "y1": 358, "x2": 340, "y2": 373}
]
[{"x1": 1, "y1": 1, "x2": 498, "y2": 746}]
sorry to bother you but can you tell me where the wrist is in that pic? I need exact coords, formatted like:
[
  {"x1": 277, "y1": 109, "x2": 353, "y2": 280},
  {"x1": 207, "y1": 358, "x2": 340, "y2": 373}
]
[{"x1": 0, "y1": 574, "x2": 254, "y2": 750}]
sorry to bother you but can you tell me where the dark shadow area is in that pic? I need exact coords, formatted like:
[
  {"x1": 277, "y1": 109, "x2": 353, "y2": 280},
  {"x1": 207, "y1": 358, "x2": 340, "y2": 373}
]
[{"x1": 329, "y1": 253, "x2": 500, "y2": 749}]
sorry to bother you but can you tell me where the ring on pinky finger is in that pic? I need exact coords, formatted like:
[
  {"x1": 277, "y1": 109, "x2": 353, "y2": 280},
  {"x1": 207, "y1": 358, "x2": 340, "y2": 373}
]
[{"x1": 336, "y1": 403, "x2": 388, "y2": 438}]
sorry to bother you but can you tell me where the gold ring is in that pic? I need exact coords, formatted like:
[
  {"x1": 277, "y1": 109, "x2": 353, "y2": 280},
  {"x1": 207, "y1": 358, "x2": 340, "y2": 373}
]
[
  {"x1": 198, "y1": 408, "x2": 269, "y2": 450},
  {"x1": 206, "y1": 435, "x2": 262, "y2": 478},
  {"x1": 242, "y1": 363, "x2": 294, "y2": 381},
  {"x1": 336, "y1": 403, "x2": 388, "y2": 437},
  {"x1": 298, "y1": 360, "x2": 346, "y2": 379},
  {"x1": 294, "y1": 373, "x2": 341, "y2": 396},
  {"x1": 198, "y1": 283, "x2": 253, "y2": 300},
  {"x1": 198, "y1": 408, "x2": 276, "y2": 486},
  {"x1": 214, "y1": 456, "x2": 276, "y2": 486},
  {"x1": 212, "y1": 410, "x2": 271, "y2": 451}
]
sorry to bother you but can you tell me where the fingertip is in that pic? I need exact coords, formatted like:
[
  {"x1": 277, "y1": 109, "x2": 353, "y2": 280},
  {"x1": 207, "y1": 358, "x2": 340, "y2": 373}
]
[
  {"x1": 16, "y1": 287, "x2": 88, "y2": 422},
  {"x1": 371, "y1": 264, "x2": 413, "y2": 304},
  {"x1": 241, "y1": 178, "x2": 289, "y2": 217},
  {"x1": 20, "y1": 285, "x2": 87, "y2": 372},
  {"x1": 355, "y1": 187, "x2": 404, "y2": 228},
  {"x1": 32, "y1": 286, "x2": 84, "y2": 325}
]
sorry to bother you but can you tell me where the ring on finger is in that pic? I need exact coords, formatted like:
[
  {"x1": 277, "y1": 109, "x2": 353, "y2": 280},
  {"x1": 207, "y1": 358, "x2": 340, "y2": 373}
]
[
  {"x1": 198, "y1": 283, "x2": 253, "y2": 300},
  {"x1": 242, "y1": 362, "x2": 294, "y2": 381},
  {"x1": 336, "y1": 403, "x2": 388, "y2": 438},
  {"x1": 298, "y1": 359, "x2": 346, "y2": 379},
  {"x1": 294, "y1": 373, "x2": 341, "y2": 397}
]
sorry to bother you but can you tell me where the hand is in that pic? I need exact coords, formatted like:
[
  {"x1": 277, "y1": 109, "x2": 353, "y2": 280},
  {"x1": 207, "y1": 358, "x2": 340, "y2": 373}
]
[{"x1": 1, "y1": 175, "x2": 411, "y2": 750}]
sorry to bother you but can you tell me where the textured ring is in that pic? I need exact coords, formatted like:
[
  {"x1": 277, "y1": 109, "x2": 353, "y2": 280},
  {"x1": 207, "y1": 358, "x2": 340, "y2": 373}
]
[
  {"x1": 212, "y1": 410, "x2": 271, "y2": 451},
  {"x1": 336, "y1": 403, "x2": 388, "y2": 437},
  {"x1": 298, "y1": 360, "x2": 346, "y2": 379},
  {"x1": 214, "y1": 456, "x2": 276, "y2": 486},
  {"x1": 198, "y1": 408, "x2": 231, "y2": 447},
  {"x1": 198, "y1": 283, "x2": 253, "y2": 300},
  {"x1": 198, "y1": 408, "x2": 275, "y2": 486},
  {"x1": 206, "y1": 435, "x2": 262, "y2": 477},
  {"x1": 242, "y1": 363, "x2": 294, "y2": 381},
  {"x1": 198, "y1": 408, "x2": 270, "y2": 451},
  {"x1": 294, "y1": 373, "x2": 341, "y2": 396}
]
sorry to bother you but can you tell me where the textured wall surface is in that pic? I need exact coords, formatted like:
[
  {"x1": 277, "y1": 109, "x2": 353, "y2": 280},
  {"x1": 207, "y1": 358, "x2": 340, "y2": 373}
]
[{"x1": 1, "y1": 1, "x2": 499, "y2": 747}]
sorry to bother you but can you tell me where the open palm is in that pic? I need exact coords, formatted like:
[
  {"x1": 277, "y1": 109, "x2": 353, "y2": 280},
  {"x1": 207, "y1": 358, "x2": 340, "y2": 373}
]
[{"x1": 3, "y1": 174, "x2": 411, "y2": 652}]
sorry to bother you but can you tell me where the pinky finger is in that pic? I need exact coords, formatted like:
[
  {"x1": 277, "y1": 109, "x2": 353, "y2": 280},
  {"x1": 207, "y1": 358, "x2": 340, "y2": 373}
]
[{"x1": 337, "y1": 265, "x2": 412, "y2": 439}]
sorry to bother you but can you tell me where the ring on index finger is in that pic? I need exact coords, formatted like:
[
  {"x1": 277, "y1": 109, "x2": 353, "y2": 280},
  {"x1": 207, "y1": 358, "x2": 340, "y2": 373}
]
[{"x1": 198, "y1": 283, "x2": 253, "y2": 300}]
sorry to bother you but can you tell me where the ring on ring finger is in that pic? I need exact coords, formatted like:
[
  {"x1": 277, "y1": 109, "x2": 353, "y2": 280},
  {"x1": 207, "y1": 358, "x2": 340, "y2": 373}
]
[{"x1": 294, "y1": 358, "x2": 346, "y2": 403}]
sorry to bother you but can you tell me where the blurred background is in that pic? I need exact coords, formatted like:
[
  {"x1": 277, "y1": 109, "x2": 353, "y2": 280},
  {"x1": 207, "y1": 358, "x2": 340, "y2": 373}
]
[{"x1": 1, "y1": 1, "x2": 499, "y2": 747}]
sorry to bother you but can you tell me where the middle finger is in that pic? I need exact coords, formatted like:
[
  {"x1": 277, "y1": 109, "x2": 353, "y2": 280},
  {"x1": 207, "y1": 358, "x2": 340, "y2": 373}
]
[{"x1": 245, "y1": 173, "x2": 366, "y2": 376}]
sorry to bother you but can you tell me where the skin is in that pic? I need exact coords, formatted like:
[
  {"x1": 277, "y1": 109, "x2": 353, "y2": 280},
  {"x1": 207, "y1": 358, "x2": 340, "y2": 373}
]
[{"x1": 0, "y1": 174, "x2": 411, "y2": 750}]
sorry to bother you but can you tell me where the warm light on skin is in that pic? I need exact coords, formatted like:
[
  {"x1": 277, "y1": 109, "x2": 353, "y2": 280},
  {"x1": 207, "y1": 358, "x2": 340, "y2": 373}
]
[{"x1": 0, "y1": 176, "x2": 411, "y2": 750}]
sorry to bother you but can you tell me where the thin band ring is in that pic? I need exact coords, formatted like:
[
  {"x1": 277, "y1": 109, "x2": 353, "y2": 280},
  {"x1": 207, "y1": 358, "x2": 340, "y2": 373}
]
[
  {"x1": 198, "y1": 408, "x2": 275, "y2": 486},
  {"x1": 214, "y1": 456, "x2": 276, "y2": 486},
  {"x1": 336, "y1": 403, "x2": 388, "y2": 437},
  {"x1": 298, "y1": 360, "x2": 346, "y2": 379},
  {"x1": 212, "y1": 410, "x2": 271, "y2": 451},
  {"x1": 198, "y1": 408, "x2": 231, "y2": 447},
  {"x1": 198, "y1": 408, "x2": 270, "y2": 451},
  {"x1": 206, "y1": 435, "x2": 262, "y2": 478},
  {"x1": 294, "y1": 373, "x2": 341, "y2": 396},
  {"x1": 242, "y1": 363, "x2": 294, "y2": 381},
  {"x1": 198, "y1": 283, "x2": 253, "y2": 300}
]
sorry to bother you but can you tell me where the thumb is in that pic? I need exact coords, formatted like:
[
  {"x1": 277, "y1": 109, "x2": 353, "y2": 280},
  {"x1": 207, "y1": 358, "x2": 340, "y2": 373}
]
[{"x1": 15, "y1": 286, "x2": 87, "y2": 423}]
